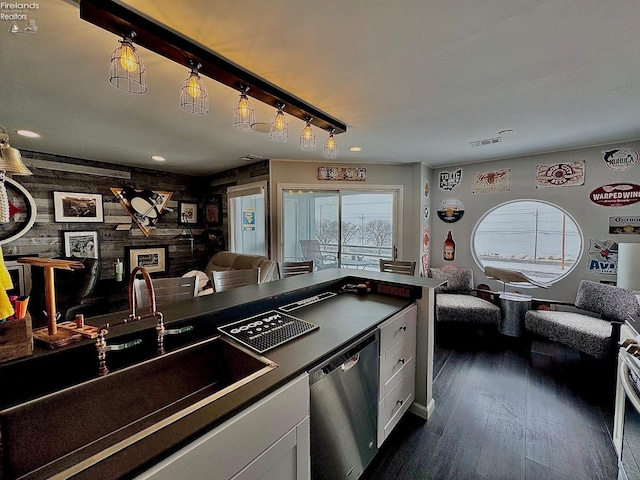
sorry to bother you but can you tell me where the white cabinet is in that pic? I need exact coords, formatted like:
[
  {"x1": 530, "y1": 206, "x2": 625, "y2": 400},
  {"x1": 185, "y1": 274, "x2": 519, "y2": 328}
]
[
  {"x1": 135, "y1": 374, "x2": 310, "y2": 480},
  {"x1": 377, "y1": 304, "x2": 417, "y2": 447}
]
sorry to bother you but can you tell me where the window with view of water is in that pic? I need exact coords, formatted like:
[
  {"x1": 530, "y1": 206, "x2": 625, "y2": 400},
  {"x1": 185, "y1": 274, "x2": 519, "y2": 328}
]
[{"x1": 471, "y1": 200, "x2": 583, "y2": 285}]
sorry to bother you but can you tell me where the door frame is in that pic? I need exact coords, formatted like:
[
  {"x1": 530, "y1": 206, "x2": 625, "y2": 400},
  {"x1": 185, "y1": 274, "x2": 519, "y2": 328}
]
[{"x1": 275, "y1": 183, "x2": 404, "y2": 264}]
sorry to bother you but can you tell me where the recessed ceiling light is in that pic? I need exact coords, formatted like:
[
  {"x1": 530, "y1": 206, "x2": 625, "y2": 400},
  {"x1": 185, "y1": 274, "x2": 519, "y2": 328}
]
[
  {"x1": 15, "y1": 129, "x2": 40, "y2": 138},
  {"x1": 151, "y1": 155, "x2": 166, "y2": 161},
  {"x1": 498, "y1": 129, "x2": 514, "y2": 135},
  {"x1": 349, "y1": 146, "x2": 362, "y2": 152}
]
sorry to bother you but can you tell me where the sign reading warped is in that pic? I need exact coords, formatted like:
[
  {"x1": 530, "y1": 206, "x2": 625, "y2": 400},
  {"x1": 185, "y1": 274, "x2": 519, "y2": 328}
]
[
  {"x1": 536, "y1": 161, "x2": 585, "y2": 188},
  {"x1": 589, "y1": 183, "x2": 640, "y2": 207},
  {"x1": 587, "y1": 238, "x2": 618, "y2": 275},
  {"x1": 473, "y1": 169, "x2": 510, "y2": 193},
  {"x1": 318, "y1": 166, "x2": 366, "y2": 181}
]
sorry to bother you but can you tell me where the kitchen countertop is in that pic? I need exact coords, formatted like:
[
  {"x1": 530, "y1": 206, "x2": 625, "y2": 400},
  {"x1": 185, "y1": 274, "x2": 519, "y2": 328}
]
[{"x1": 0, "y1": 269, "x2": 442, "y2": 480}]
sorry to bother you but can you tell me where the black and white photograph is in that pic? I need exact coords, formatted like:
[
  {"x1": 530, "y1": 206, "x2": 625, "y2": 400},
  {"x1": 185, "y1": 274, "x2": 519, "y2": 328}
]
[
  {"x1": 62, "y1": 231, "x2": 99, "y2": 259},
  {"x1": 53, "y1": 192, "x2": 104, "y2": 223}
]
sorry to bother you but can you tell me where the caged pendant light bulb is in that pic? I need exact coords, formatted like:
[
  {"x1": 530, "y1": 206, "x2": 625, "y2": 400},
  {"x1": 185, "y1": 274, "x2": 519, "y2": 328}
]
[
  {"x1": 109, "y1": 32, "x2": 147, "y2": 94},
  {"x1": 270, "y1": 103, "x2": 289, "y2": 142},
  {"x1": 180, "y1": 62, "x2": 208, "y2": 115},
  {"x1": 323, "y1": 129, "x2": 338, "y2": 159},
  {"x1": 299, "y1": 117, "x2": 316, "y2": 151},
  {"x1": 233, "y1": 85, "x2": 255, "y2": 130}
]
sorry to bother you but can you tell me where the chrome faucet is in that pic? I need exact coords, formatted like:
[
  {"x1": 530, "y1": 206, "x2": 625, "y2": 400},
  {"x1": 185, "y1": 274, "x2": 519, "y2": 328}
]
[{"x1": 96, "y1": 266, "x2": 193, "y2": 375}]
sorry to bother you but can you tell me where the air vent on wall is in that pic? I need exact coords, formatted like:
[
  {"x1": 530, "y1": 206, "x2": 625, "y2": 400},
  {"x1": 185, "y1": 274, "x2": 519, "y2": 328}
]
[{"x1": 470, "y1": 136, "x2": 502, "y2": 147}]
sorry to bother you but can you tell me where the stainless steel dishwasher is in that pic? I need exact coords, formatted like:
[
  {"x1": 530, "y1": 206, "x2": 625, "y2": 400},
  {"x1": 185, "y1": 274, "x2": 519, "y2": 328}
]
[{"x1": 309, "y1": 333, "x2": 378, "y2": 480}]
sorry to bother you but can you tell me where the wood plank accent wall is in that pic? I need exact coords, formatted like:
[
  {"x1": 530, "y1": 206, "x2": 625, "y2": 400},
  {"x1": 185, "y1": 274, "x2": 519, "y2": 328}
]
[{"x1": 7, "y1": 151, "x2": 207, "y2": 280}]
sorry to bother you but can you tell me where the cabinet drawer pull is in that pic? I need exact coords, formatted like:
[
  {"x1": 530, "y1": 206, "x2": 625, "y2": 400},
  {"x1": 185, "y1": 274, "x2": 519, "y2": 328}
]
[
  {"x1": 399, "y1": 325, "x2": 407, "y2": 332},
  {"x1": 396, "y1": 399, "x2": 404, "y2": 407},
  {"x1": 398, "y1": 358, "x2": 405, "y2": 365}
]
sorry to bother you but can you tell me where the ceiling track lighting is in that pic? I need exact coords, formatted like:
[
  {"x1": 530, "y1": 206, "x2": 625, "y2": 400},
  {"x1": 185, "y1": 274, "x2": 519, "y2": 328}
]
[
  {"x1": 323, "y1": 129, "x2": 338, "y2": 159},
  {"x1": 233, "y1": 84, "x2": 255, "y2": 131},
  {"x1": 180, "y1": 61, "x2": 208, "y2": 115},
  {"x1": 109, "y1": 30, "x2": 147, "y2": 94},
  {"x1": 270, "y1": 103, "x2": 289, "y2": 143},
  {"x1": 299, "y1": 116, "x2": 316, "y2": 151},
  {"x1": 80, "y1": 0, "x2": 346, "y2": 135}
]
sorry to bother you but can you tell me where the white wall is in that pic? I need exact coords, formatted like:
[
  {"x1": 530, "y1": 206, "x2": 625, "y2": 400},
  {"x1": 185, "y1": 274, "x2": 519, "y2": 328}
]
[{"x1": 429, "y1": 141, "x2": 640, "y2": 301}]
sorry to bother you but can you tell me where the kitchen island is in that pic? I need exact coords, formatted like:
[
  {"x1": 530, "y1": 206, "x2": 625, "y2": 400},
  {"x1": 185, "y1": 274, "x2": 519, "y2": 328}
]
[{"x1": 0, "y1": 269, "x2": 441, "y2": 480}]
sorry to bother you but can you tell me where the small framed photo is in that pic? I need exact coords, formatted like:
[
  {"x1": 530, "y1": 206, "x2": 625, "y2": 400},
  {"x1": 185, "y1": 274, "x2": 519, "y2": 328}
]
[
  {"x1": 125, "y1": 245, "x2": 168, "y2": 274},
  {"x1": 205, "y1": 194, "x2": 223, "y2": 226},
  {"x1": 53, "y1": 192, "x2": 104, "y2": 223},
  {"x1": 178, "y1": 201, "x2": 199, "y2": 225},
  {"x1": 63, "y1": 231, "x2": 99, "y2": 259}
]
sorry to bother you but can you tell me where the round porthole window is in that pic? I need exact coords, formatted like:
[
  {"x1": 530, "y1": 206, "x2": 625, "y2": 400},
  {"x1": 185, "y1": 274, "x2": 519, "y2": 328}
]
[
  {"x1": 0, "y1": 178, "x2": 37, "y2": 246},
  {"x1": 471, "y1": 199, "x2": 582, "y2": 286}
]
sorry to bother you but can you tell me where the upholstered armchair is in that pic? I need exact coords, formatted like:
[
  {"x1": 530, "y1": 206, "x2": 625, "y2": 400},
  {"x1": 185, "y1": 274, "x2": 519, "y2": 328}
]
[
  {"x1": 525, "y1": 280, "x2": 640, "y2": 360},
  {"x1": 427, "y1": 267, "x2": 501, "y2": 325}
]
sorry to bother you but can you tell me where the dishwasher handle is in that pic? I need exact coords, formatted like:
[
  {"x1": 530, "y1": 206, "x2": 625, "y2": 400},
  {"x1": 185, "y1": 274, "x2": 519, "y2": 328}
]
[{"x1": 341, "y1": 353, "x2": 360, "y2": 372}]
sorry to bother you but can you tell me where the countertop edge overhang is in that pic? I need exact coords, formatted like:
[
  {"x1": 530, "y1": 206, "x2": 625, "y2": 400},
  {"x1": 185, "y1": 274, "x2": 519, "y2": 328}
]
[{"x1": 0, "y1": 269, "x2": 442, "y2": 480}]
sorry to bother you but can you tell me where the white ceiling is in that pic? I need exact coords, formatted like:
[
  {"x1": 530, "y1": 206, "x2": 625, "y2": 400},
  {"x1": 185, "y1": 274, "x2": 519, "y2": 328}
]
[{"x1": 2, "y1": 0, "x2": 640, "y2": 176}]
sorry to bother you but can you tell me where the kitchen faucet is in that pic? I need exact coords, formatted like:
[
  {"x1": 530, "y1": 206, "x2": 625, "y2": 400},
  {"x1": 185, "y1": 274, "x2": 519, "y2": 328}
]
[{"x1": 96, "y1": 266, "x2": 193, "y2": 375}]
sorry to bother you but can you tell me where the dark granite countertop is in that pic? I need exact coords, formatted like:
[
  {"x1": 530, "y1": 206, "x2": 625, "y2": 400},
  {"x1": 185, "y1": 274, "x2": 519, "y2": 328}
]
[{"x1": 0, "y1": 269, "x2": 442, "y2": 480}]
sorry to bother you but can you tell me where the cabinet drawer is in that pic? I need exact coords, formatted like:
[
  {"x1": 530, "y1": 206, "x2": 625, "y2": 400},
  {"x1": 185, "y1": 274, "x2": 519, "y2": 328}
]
[
  {"x1": 377, "y1": 369, "x2": 415, "y2": 447},
  {"x1": 379, "y1": 332, "x2": 416, "y2": 401},
  {"x1": 136, "y1": 374, "x2": 309, "y2": 480},
  {"x1": 378, "y1": 304, "x2": 417, "y2": 353}
]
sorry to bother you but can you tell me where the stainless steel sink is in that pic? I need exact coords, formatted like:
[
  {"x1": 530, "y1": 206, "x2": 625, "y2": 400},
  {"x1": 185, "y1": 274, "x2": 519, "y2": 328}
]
[{"x1": 0, "y1": 336, "x2": 277, "y2": 479}]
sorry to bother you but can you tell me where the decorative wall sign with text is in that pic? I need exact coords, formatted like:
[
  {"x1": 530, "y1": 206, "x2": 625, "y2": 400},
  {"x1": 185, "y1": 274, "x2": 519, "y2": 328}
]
[
  {"x1": 112, "y1": 187, "x2": 172, "y2": 237},
  {"x1": 439, "y1": 169, "x2": 462, "y2": 191},
  {"x1": 589, "y1": 183, "x2": 640, "y2": 207},
  {"x1": 437, "y1": 198, "x2": 464, "y2": 223},
  {"x1": 318, "y1": 166, "x2": 366, "y2": 181},
  {"x1": 587, "y1": 238, "x2": 618, "y2": 274},
  {"x1": 536, "y1": 161, "x2": 585, "y2": 187},
  {"x1": 473, "y1": 169, "x2": 510, "y2": 193},
  {"x1": 602, "y1": 148, "x2": 638, "y2": 171},
  {"x1": 609, "y1": 216, "x2": 640, "y2": 235}
]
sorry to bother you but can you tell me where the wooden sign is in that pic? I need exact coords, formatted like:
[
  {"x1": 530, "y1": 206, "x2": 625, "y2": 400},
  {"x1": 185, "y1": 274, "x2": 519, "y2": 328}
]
[{"x1": 318, "y1": 166, "x2": 366, "y2": 181}]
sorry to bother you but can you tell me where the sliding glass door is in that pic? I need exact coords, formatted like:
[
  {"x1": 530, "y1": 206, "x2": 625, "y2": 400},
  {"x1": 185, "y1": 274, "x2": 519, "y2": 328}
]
[{"x1": 280, "y1": 186, "x2": 400, "y2": 271}]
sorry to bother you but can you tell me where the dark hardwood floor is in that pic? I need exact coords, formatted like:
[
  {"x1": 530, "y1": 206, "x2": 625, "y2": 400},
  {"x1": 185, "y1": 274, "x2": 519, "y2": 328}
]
[{"x1": 363, "y1": 325, "x2": 619, "y2": 480}]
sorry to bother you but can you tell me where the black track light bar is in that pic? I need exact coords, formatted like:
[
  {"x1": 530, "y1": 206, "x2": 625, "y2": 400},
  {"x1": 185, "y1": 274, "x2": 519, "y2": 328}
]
[{"x1": 79, "y1": 0, "x2": 347, "y2": 134}]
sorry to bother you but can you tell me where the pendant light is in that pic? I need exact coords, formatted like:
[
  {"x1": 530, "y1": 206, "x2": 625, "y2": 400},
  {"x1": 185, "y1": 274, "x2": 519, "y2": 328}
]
[
  {"x1": 270, "y1": 103, "x2": 289, "y2": 142},
  {"x1": 299, "y1": 117, "x2": 316, "y2": 151},
  {"x1": 323, "y1": 129, "x2": 338, "y2": 159},
  {"x1": 109, "y1": 31, "x2": 147, "y2": 94},
  {"x1": 180, "y1": 61, "x2": 208, "y2": 115},
  {"x1": 0, "y1": 126, "x2": 33, "y2": 223},
  {"x1": 233, "y1": 85, "x2": 255, "y2": 130}
]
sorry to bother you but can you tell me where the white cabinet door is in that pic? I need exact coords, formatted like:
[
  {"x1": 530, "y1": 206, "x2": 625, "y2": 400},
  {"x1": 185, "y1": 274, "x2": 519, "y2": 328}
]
[
  {"x1": 136, "y1": 374, "x2": 309, "y2": 480},
  {"x1": 232, "y1": 417, "x2": 310, "y2": 480}
]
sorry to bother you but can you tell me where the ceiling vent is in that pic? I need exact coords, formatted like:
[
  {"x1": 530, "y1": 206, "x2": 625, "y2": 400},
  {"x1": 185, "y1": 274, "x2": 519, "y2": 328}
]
[
  {"x1": 239, "y1": 154, "x2": 266, "y2": 162},
  {"x1": 470, "y1": 136, "x2": 502, "y2": 147}
]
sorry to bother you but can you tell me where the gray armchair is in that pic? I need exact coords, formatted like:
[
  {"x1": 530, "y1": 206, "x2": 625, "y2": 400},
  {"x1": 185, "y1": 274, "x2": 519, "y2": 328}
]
[
  {"x1": 427, "y1": 267, "x2": 501, "y2": 325},
  {"x1": 525, "y1": 280, "x2": 640, "y2": 360}
]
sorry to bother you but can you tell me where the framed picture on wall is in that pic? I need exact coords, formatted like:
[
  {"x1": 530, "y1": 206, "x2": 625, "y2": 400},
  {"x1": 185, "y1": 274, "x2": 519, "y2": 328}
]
[
  {"x1": 62, "y1": 231, "x2": 99, "y2": 259},
  {"x1": 205, "y1": 194, "x2": 223, "y2": 226},
  {"x1": 178, "y1": 201, "x2": 199, "y2": 224},
  {"x1": 125, "y1": 245, "x2": 168, "y2": 274},
  {"x1": 53, "y1": 192, "x2": 104, "y2": 223}
]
